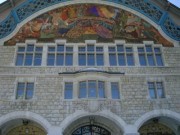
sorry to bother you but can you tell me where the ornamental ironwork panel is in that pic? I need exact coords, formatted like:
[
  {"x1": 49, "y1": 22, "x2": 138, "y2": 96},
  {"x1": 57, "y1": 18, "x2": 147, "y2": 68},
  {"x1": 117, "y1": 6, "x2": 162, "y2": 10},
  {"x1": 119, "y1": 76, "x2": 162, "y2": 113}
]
[
  {"x1": 161, "y1": 16, "x2": 180, "y2": 40},
  {"x1": 124, "y1": 0, "x2": 163, "y2": 22},
  {"x1": 0, "y1": 13, "x2": 17, "y2": 38},
  {"x1": 72, "y1": 125, "x2": 111, "y2": 135}
]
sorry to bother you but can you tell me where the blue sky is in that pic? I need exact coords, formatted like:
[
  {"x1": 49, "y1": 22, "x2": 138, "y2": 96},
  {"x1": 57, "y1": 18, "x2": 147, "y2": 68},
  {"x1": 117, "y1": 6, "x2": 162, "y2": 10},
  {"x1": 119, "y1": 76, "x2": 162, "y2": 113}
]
[
  {"x1": 168, "y1": 0, "x2": 180, "y2": 7},
  {"x1": 0, "y1": 0, "x2": 179, "y2": 7}
]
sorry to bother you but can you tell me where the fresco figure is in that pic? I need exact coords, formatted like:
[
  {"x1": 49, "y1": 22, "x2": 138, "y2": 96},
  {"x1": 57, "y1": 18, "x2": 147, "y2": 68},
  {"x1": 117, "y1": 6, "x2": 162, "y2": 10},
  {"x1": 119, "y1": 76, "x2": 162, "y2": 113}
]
[{"x1": 4, "y1": 4, "x2": 173, "y2": 47}]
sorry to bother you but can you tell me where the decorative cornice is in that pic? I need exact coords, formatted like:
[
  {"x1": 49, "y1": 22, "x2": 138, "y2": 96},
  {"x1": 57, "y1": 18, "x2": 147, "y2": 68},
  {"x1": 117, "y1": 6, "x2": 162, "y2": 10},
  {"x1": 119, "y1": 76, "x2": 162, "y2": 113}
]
[{"x1": 0, "y1": 0, "x2": 179, "y2": 42}]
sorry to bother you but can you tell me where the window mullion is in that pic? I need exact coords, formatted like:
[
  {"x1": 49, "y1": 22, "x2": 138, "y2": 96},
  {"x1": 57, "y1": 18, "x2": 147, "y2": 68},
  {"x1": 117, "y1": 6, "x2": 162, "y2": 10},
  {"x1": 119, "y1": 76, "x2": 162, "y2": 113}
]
[
  {"x1": 96, "y1": 81, "x2": 98, "y2": 98},
  {"x1": 24, "y1": 82, "x2": 27, "y2": 99},
  {"x1": 154, "y1": 82, "x2": 158, "y2": 99},
  {"x1": 86, "y1": 81, "x2": 88, "y2": 98},
  {"x1": 153, "y1": 48, "x2": 157, "y2": 66}
]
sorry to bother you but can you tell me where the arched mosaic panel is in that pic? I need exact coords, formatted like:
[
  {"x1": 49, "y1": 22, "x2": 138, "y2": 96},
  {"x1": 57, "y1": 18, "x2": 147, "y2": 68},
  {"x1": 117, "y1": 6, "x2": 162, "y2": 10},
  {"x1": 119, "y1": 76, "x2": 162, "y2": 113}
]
[{"x1": 5, "y1": 4, "x2": 173, "y2": 47}]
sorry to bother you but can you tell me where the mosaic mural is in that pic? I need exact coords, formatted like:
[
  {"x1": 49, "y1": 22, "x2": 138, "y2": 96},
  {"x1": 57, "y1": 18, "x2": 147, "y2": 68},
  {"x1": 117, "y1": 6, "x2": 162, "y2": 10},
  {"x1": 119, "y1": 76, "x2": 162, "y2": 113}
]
[{"x1": 5, "y1": 4, "x2": 173, "y2": 46}]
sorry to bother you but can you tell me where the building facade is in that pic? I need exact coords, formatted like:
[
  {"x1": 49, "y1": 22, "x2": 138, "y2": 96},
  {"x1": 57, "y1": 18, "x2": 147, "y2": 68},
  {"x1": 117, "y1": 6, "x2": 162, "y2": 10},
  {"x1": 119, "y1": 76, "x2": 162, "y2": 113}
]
[{"x1": 0, "y1": 0, "x2": 180, "y2": 135}]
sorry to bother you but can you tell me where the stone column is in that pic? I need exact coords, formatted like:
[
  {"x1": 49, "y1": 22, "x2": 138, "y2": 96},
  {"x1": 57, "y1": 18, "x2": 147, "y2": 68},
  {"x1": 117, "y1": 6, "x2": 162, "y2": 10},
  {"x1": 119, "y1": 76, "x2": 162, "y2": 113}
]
[
  {"x1": 47, "y1": 126, "x2": 62, "y2": 135},
  {"x1": 124, "y1": 125, "x2": 139, "y2": 135}
]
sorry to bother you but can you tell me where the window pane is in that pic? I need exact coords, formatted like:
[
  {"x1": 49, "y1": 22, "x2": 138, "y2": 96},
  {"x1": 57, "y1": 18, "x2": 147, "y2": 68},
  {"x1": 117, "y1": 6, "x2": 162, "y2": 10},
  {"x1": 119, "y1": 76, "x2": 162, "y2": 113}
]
[
  {"x1": 118, "y1": 54, "x2": 125, "y2": 66},
  {"x1": 146, "y1": 45, "x2": 152, "y2": 52},
  {"x1": 111, "y1": 82, "x2": 120, "y2": 99},
  {"x1": 65, "y1": 82, "x2": 73, "y2": 99},
  {"x1": 27, "y1": 45, "x2": 34, "y2": 52},
  {"x1": 108, "y1": 47, "x2": 116, "y2": 52},
  {"x1": 117, "y1": 45, "x2": 124, "y2": 52},
  {"x1": 138, "y1": 48, "x2": 145, "y2": 53},
  {"x1": 96, "y1": 54, "x2": 104, "y2": 66},
  {"x1": 16, "y1": 83, "x2": 25, "y2": 99},
  {"x1": 35, "y1": 47, "x2": 43, "y2": 52},
  {"x1": 87, "y1": 54, "x2": 95, "y2": 66},
  {"x1": 156, "y1": 82, "x2": 165, "y2": 98},
  {"x1": 88, "y1": 81, "x2": 96, "y2": 98},
  {"x1": 47, "y1": 54, "x2": 55, "y2": 66},
  {"x1": 156, "y1": 54, "x2": 163, "y2": 66},
  {"x1": 16, "y1": 54, "x2": 24, "y2": 66},
  {"x1": 79, "y1": 47, "x2": 85, "y2": 52},
  {"x1": 139, "y1": 54, "x2": 147, "y2": 66},
  {"x1": 65, "y1": 54, "x2": 73, "y2": 66},
  {"x1": 18, "y1": 47, "x2": 25, "y2": 52},
  {"x1": 154, "y1": 48, "x2": 161, "y2": 53},
  {"x1": 87, "y1": 45, "x2": 94, "y2": 52},
  {"x1": 66, "y1": 47, "x2": 73, "y2": 52},
  {"x1": 34, "y1": 53, "x2": 42, "y2": 66},
  {"x1": 48, "y1": 47, "x2": 55, "y2": 52},
  {"x1": 109, "y1": 54, "x2": 117, "y2": 66},
  {"x1": 147, "y1": 54, "x2": 155, "y2": 66},
  {"x1": 148, "y1": 82, "x2": 156, "y2": 99},
  {"x1": 98, "y1": 81, "x2": 105, "y2": 98},
  {"x1": 26, "y1": 83, "x2": 34, "y2": 99},
  {"x1": 126, "y1": 47, "x2": 133, "y2": 52},
  {"x1": 57, "y1": 45, "x2": 64, "y2": 52},
  {"x1": 79, "y1": 81, "x2": 87, "y2": 98},
  {"x1": 96, "y1": 47, "x2": 103, "y2": 52},
  {"x1": 25, "y1": 54, "x2": 33, "y2": 66},
  {"x1": 56, "y1": 54, "x2": 64, "y2": 65},
  {"x1": 79, "y1": 54, "x2": 86, "y2": 66},
  {"x1": 127, "y1": 54, "x2": 134, "y2": 66}
]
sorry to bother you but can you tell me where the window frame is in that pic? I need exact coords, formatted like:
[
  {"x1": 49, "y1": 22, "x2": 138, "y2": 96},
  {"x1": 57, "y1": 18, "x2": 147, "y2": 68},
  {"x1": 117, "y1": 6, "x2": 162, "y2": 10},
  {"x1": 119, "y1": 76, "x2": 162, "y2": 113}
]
[
  {"x1": 15, "y1": 44, "x2": 43, "y2": 66},
  {"x1": 64, "y1": 82, "x2": 73, "y2": 99},
  {"x1": 147, "y1": 81, "x2": 165, "y2": 99},
  {"x1": 108, "y1": 44, "x2": 135, "y2": 66},
  {"x1": 111, "y1": 82, "x2": 120, "y2": 99},
  {"x1": 138, "y1": 45, "x2": 164, "y2": 66},
  {"x1": 47, "y1": 44, "x2": 73, "y2": 66},
  {"x1": 16, "y1": 82, "x2": 35, "y2": 100},
  {"x1": 78, "y1": 80, "x2": 105, "y2": 99},
  {"x1": 78, "y1": 45, "x2": 104, "y2": 66}
]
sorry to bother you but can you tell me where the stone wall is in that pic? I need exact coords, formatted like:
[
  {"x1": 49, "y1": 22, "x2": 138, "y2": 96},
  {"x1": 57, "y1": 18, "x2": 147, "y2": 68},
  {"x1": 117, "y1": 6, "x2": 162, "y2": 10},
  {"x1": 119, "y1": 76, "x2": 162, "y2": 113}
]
[{"x1": 0, "y1": 45, "x2": 180, "y2": 135}]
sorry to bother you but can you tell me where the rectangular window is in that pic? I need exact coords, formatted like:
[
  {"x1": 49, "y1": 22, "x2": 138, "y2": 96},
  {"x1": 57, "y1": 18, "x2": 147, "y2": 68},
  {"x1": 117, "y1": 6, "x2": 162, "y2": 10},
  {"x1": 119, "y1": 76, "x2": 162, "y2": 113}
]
[
  {"x1": 16, "y1": 45, "x2": 43, "y2": 66},
  {"x1": 98, "y1": 81, "x2": 105, "y2": 98},
  {"x1": 111, "y1": 82, "x2": 120, "y2": 99},
  {"x1": 148, "y1": 82, "x2": 165, "y2": 99},
  {"x1": 78, "y1": 45, "x2": 104, "y2": 66},
  {"x1": 64, "y1": 82, "x2": 73, "y2": 99},
  {"x1": 47, "y1": 45, "x2": 73, "y2": 66},
  {"x1": 138, "y1": 45, "x2": 163, "y2": 66},
  {"x1": 79, "y1": 81, "x2": 87, "y2": 98},
  {"x1": 16, "y1": 82, "x2": 34, "y2": 100},
  {"x1": 79, "y1": 80, "x2": 105, "y2": 98},
  {"x1": 88, "y1": 80, "x2": 96, "y2": 98},
  {"x1": 109, "y1": 45, "x2": 134, "y2": 66}
]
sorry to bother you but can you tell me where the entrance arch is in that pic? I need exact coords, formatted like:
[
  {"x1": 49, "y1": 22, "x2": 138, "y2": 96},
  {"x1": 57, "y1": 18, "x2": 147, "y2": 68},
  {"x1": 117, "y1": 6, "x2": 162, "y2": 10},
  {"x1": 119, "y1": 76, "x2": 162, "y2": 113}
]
[
  {"x1": 0, "y1": 111, "x2": 51, "y2": 135},
  {"x1": 134, "y1": 110, "x2": 180, "y2": 135},
  {"x1": 61, "y1": 110, "x2": 126, "y2": 135}
]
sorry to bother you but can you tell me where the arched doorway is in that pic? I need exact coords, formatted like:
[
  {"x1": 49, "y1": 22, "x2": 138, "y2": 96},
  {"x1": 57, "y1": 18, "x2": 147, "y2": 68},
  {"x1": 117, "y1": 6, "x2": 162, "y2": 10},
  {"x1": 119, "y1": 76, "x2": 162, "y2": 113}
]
[
  {"x1": 138, "y1": 118, "x2": 176, "y2": 135},
  {"x1": 63, "y1": 115, "x2": 123, "y2": 135},
  {"x1": 72, "y1": 125, "x2": 111, "y2": 135},
  {"x1": 0, "y1": 119, "x2": 47, "y2": 135}
]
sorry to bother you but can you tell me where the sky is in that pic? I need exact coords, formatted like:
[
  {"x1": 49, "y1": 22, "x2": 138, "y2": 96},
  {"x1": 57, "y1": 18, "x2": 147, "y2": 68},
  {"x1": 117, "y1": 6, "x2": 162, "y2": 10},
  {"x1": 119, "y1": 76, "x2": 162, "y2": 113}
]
[{"x1": 0, "y1": 0, "x2": 179, "y2": 7}]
